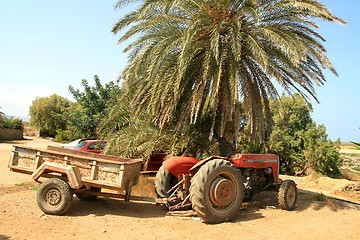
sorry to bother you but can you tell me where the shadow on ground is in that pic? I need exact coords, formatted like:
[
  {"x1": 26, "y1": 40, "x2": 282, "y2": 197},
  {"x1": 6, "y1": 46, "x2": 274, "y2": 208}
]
[
  {"x1": 231, "y1": 189, "x2": 356, "y2": 223},
  {"x1": 66, "y1": 197, "x2": 168, "y2": 219},
  {"x1": 0, "y1": 234, "x2": 11, "y2": 240}
]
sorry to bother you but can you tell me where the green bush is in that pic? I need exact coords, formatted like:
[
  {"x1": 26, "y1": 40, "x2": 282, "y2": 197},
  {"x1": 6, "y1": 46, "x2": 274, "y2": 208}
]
[
  {"x1": 0, "y1": 116, "x2": 23, "y2": 129},
  {"x1": 303, "y1": 124, "x2": 342, "y2": 178},
  {"x1": 29, "y1": 94, "x2": 71, "y2": 137},
  {"x1": 351, "y1": 141, "x2": 360, "y2": 150},
  {"x1": 0, "y1": 108, "x2": 4, "y2": 127},
  {"x1": 55, "y1": 129, "x2": 71, "y2": 142},
  {"x1": 268, "y1": 93, "x2": 342, "y2": 178},
  {"x1": 68, "y1": 75, "x2": 121, "y2": 138}
]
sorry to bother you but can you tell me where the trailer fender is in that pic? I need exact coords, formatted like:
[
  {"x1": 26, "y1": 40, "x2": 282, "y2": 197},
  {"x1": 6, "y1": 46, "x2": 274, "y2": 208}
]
[
  {"x1": 163, "y1": 156, "x2": 198, "y2": 178},
  {"x1": 188, "y1": 156, "x2": 230, "y2": 175},
  {"x1": 32, "y1": 162, "x2": 82, "y2": 189}
]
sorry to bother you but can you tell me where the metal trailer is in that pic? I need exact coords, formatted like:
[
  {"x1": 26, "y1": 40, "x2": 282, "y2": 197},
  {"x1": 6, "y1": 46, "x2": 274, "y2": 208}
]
[{"x1": 8, "y1": 144, "x2": 149, "y2": 215}]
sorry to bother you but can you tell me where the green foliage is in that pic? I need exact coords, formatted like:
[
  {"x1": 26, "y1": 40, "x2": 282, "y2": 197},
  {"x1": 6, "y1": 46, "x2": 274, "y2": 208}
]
[
  {"x1": 303, "y1": 123, "x2": 342, "y2": 178},
  {"x1": 113, "y1": 0, "x2": 345, "y2": 146},
  {"x1": 55, "y1": 129, "x2": 73, "y2": 142},
  {"x1": 99, "y1": 105, "x2": 161, "y2": 158},
  {"x1": 29, "y1": 94, "x2": 71, "y2": 137},
  {"x1": 68, "y1": 75, "x2": 120, "y2": 138},
  {"x1": 350, "y1": 128, "x2": 360, "y2": 149},
  {"x1": 351, "y1": 141, "x2": 360, "y2": 150},
  {"x1": 268, "y1": 93, "x2": 312, "y2": 174},
  {"x1": 0, "y1": 107, "x2": 4, "y2": 127},
  {"x1": 268, "y1": 94, "x2": 342, "y2": 177},
  {"x1": 0, "y1": 107, "x2": 23, "y2": 129},
  {"x1": 99, "y1": 103, "x2": 221, "y2": 159},
  {"x1": 0, "y1": 116, "x2": 23, "y2": 129}
]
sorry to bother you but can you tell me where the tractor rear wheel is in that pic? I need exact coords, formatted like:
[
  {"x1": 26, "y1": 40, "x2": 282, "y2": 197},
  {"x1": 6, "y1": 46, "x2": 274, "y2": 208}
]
[
  {"x1": 189, "y1": 159, "x2": 244, "y2": 223},
  {"x1": 155, "y1": 165, "x2": 177, "y2": 197},
  {"x1": 278, "y1": 179, "x2": 297, "y2": 210}
]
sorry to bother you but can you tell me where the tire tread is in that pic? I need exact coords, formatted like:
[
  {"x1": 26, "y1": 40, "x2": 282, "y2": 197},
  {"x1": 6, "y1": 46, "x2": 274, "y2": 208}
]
[
  {"x1": 278, "y1": 179, "x2": 297, "y2": 210},
  {"x1": 189, "y1": 159, "x2": 244, "y2": 223},
  {"x1": 37, "y1": 178, "x2": 73, "y2": 215}
]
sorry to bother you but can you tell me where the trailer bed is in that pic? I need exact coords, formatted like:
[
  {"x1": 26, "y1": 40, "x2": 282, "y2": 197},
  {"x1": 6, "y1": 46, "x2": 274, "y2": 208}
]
[{"x1": 9, "y1": 145, "x2": 143, "y2": 192}]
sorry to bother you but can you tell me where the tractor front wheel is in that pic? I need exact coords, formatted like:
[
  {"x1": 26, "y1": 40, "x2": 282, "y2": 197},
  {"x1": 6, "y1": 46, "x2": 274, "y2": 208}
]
[
  {"x1": 189, "y1": 159, "x2": 244, "y2": 223},
  {"x1": 278, "y1": 179, "x2": 297, "y2": 210},
  {"x1": 155, "y1": 165, "x2": 177, "y2": 197}
]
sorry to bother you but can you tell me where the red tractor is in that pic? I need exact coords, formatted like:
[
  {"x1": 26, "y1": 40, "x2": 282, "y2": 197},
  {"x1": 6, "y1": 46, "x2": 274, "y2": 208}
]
[{"x1": 155, "y1": 154, "x2": 297, "y2": 223}]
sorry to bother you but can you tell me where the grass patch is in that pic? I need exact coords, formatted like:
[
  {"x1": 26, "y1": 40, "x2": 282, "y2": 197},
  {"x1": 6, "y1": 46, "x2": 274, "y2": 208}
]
[
  {"x1": 15, "y1": 182, "x2": 38, "y2": 191},
  {"x1": 15, "y1": 182, "x2": 37, "y2": 189}
]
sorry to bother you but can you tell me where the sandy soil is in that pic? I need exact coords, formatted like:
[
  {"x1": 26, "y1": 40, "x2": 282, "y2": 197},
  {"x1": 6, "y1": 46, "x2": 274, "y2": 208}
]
[{"x1": 0, "y1": 138, "x2": 359, "y2": 240}]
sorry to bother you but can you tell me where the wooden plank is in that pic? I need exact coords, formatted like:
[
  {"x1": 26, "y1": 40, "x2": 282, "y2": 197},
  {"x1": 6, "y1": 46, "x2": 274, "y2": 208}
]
[
  {"x1": 47, "y1": 145, "x2": 140, "y2": 163},
  {"x1": 12, "y1": 145, "x2": 142, "y2": 165}
]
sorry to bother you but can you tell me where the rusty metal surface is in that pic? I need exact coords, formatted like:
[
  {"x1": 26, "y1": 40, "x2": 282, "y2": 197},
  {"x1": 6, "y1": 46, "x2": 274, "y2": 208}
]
[{"x1": 9, "y1": 145, "x2": 143, "y2": 192}]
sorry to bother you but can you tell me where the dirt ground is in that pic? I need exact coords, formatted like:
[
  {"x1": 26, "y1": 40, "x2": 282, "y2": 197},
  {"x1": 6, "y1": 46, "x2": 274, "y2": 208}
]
[{"x1": 1, "y1": 138, "x2": 360, "y2": 240}]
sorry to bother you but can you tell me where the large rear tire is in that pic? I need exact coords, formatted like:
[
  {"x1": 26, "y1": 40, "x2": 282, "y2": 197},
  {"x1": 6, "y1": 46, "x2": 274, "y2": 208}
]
[
  {"x1": 37, "y1": 178, "x2": 73, "y2": 215},
  {"x1": 189, "y1": 159, "x2": 245, "y2": 223},
  {"x1": 155, "y1": 165, "x2": 177, "y2": 197},
  {"x1": 278, "y1": 179, "x2": 297, "y2": 210}
]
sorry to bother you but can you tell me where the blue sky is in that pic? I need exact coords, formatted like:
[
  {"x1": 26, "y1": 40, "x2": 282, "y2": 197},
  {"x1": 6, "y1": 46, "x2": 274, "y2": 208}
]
[{"x1": 0, "y1": 1, "x2": 359, "y2": 142}]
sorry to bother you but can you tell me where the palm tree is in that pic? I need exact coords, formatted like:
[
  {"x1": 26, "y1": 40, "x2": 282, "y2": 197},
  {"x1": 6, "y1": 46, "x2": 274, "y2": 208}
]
[{"x1": 112, "y1": 0, "x2": 345, "y2": 146}]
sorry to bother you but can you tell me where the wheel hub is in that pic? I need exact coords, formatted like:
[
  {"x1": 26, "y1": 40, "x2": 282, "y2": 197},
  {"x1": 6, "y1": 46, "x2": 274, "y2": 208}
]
[
  {"x1": 46, "y1": 189, "x2": 61, "y2": 206},
  {"x1": 286, "y1": 186, "x2": 296, "y2": 206},
  {"x1": 210, "y1": 177, "x2": 235, "y2": 207}
]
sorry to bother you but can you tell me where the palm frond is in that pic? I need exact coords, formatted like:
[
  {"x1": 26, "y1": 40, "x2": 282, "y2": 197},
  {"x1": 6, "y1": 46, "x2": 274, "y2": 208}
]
[{"x1": 112, "y1": 0, "x2": 346, "y2": 145}]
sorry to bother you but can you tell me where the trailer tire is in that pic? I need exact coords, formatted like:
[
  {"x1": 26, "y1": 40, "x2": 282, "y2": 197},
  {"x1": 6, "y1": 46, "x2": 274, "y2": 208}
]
[
  {"x1": 37, "y1": 178, "x2": 73, "y2": 215},
  {"x1": 189, "y1": 159, "x2": 244, "y2": 223},
  {"x1": 155, "y1": 165, "x2": 177, "y2": 198},
  {"x1": 75, "y1": 187, "x2": 101, "y2": 200},
  {"x1": 278, "y1": 179, "x2": 297, "y2": 210}
]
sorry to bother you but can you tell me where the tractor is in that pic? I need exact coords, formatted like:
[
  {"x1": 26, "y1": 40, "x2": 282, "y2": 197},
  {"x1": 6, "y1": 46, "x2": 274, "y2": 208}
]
[{"x1": 155, "y1": 154, "x2": 297, "y2": 223}]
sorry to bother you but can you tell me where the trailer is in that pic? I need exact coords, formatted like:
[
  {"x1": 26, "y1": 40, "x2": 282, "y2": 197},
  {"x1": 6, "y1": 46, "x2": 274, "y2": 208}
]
[{"x1": 8, "y1": 144, "x2": 147, "y2": 215}]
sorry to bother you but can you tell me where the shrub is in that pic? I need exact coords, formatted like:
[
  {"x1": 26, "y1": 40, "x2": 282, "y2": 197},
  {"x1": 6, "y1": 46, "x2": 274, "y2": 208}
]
[
  {"x1": 29, "y1": 94, "x2": 70, "y2": 137},
  {"x1": 268, "y1": 93, "x2": 342, "y2": 177},
  {"x1": 0, "y1": 116, "x2": 23, "y2": 129}
]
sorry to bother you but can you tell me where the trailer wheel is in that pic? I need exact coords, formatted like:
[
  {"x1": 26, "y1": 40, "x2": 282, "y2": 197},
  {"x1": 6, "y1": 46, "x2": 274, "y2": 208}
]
[
  {"x1": 189, "y1": 159, "x2": 244, "y2": 223},
  {"x1": 37, "y1": 178, "x2": 73, "y2": 215},
  {"x1": 278, "y1": 179, "x2": 297, "y2": 210},
  {"x1": 155, "y1": 165, "x2": 177, "y2": 197},
  {"x1": 75, "y1": 187, "x2": 101, "y2": 200}
]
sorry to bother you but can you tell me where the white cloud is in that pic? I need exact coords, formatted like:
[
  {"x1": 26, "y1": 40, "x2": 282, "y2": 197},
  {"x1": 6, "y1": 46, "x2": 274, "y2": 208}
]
[{"x1": 0, "y1": 85, "x2": 55, "y2": 118}]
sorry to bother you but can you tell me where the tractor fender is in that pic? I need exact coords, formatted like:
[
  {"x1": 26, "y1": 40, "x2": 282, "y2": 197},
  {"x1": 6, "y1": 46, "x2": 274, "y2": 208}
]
[
  {"x1": 189, "y1": 156, "x2": 231, "y2": 175},
  {"x1": 163, "y1": 156, "x2": 199, "y2": 178}
]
